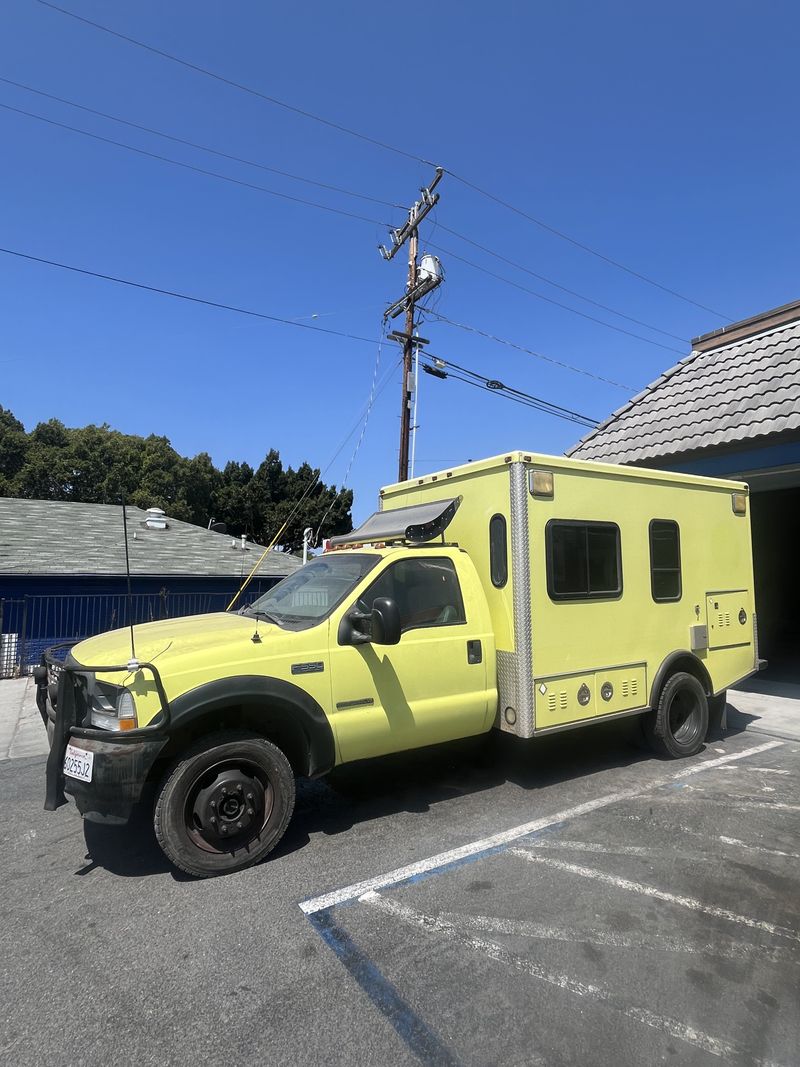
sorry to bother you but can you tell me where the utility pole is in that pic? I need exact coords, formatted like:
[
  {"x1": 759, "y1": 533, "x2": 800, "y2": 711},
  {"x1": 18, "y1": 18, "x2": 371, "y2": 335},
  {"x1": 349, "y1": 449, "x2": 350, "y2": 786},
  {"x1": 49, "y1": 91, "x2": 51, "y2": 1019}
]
[
  {"x1": 397, "y1": 226, "x2": 417, "y2": 482},
  {"x1": 380, "y1": 167, "x2": 444, "y2": 483}
]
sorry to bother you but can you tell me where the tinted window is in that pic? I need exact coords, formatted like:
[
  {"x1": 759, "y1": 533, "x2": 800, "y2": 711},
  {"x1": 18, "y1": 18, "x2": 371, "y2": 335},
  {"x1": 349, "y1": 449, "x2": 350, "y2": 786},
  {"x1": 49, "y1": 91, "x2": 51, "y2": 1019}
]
[
  {"x1": 650, "y1": 520, "x2": 681, "y2": 601},
  {"x1": 489, "y1": 514, "x2": 508, "y2": 588},
  {"x1": 546, "y1": 521, "x2": 622, "y2": 600},
  {"x1": 360, "y1": 557, "x2": 466, "y2": 631}
]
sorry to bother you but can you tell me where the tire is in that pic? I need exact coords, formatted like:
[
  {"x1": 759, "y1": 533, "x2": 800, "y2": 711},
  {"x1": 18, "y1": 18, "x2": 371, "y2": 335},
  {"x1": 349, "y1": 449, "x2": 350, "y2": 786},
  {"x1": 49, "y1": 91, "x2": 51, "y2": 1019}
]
[
  {"x1": 707, "y1": 691, "x2": 727, "y2": 738},
  {"x1": 643, "y1": 672, "x2": 709, "y2": 759},
  {"x1": 154, "y1": 730, "x2": 296, "y2": 878}
]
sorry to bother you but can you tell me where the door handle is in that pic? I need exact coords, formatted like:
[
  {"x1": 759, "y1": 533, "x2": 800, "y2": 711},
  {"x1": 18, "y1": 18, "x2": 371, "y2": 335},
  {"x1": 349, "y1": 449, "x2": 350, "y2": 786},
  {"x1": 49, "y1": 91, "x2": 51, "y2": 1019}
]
[{"x1": 467, "y1": 639, "x2": 482, "y2": 665}]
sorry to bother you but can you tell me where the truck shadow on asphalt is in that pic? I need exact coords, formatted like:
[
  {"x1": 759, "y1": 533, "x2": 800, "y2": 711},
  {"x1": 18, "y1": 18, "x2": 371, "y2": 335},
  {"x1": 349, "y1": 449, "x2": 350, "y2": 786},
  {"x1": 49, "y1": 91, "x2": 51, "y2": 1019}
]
[{"x1": 79, "y1": 714, "x2": 753, "y2": 879}]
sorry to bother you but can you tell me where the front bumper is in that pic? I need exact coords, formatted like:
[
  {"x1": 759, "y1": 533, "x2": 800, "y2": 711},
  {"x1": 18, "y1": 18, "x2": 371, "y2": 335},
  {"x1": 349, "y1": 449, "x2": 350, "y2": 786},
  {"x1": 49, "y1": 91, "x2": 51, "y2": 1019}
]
[
  {"x1": 57, "y1": 734, "x2": 168, "y2": 824},
  {"x1": 38, "y1": 645, "x2": 170, "y2": 824}
]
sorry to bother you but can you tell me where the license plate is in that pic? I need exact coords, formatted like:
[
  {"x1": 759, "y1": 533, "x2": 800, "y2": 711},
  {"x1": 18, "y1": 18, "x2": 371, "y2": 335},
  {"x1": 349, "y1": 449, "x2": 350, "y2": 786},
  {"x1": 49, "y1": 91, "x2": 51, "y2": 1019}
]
[{"x1": 63, "y1": 744, "x2": 94, "y2": 783}]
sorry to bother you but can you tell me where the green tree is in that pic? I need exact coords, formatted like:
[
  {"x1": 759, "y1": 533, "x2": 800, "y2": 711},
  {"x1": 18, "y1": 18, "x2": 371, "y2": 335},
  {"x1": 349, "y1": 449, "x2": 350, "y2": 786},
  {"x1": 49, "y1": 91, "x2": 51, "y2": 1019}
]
[
  {"x1": 0, "y1": 407, "x2": 353, "y2": 543},
  {"x1": 0, "y1": 406, "x2": 29, "y2": 495}
]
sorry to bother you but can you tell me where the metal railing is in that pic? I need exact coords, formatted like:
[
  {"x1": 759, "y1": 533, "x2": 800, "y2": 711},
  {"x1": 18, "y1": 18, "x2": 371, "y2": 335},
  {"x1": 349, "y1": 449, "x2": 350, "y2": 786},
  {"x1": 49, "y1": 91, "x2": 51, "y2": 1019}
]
[{"x1": 0, "y1": 589, "x2": 265, "y2": 678}]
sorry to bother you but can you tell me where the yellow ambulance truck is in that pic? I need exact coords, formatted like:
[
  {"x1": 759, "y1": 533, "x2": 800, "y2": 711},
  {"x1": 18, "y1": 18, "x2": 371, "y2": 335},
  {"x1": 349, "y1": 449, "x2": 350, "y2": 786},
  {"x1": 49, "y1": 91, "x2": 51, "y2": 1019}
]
[{"x1": 37, "y1": 451, "x2": 760, "y2": 877}]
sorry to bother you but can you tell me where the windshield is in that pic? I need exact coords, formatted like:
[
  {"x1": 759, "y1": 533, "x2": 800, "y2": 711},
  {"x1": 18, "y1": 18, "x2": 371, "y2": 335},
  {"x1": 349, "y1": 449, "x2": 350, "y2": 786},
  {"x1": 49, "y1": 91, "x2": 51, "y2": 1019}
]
[{"x1": 242, "y1": 552, "x2": 380, "y2": 630}]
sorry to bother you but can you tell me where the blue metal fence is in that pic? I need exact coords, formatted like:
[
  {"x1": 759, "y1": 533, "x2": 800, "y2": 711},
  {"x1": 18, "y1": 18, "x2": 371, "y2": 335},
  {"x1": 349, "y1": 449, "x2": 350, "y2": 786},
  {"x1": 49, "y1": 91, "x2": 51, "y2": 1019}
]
[{"x1": 0, "y1": 590, "x2": 264, "y2": 677}]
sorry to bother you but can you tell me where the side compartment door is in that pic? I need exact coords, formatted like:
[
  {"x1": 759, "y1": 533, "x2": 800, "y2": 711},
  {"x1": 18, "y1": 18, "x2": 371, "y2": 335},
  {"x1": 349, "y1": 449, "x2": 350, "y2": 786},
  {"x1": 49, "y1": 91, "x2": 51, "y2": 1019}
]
[{"x1": 328, "y1": 556, "x2": 493, "y2": 763}]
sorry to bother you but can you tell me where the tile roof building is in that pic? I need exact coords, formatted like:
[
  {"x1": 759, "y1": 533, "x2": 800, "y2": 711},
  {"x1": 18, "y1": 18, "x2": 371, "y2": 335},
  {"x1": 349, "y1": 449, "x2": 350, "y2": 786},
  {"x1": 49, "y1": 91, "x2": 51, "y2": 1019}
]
[{"x1": 569, "y1": 299, "x2": 800, "y2": 679}]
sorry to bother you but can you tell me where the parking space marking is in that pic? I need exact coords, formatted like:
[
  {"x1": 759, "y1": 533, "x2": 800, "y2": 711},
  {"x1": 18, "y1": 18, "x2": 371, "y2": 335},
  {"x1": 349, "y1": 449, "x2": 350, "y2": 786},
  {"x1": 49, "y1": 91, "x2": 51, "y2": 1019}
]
[
  {"x1": 717, "y1": 835, "x2": 800, "y2": 861},
  {"x1": 431, "y1": 910, "x2": 800, "y2": 965},
  {"x1": 663, "y1": 794, "x2": 800, "y2": 814},
  {"x1": 299, "y1": 739, "x2": 783, "y2": 915},
  {"x1": 509, "y1": 850, "x2": 800, "y2": 943},
  {"x1": 362, "y1": 891, "x2": 760, "y2": 1064},
  {"x1": 672, "y1": 739, "x2": 782, "y2": 778},
  {"x1": 300, "y1": 739, "x2": 790, "y2": 1066},
  {"x1": 308, "y1": 907, "x2": 461, "y2": 1067}
]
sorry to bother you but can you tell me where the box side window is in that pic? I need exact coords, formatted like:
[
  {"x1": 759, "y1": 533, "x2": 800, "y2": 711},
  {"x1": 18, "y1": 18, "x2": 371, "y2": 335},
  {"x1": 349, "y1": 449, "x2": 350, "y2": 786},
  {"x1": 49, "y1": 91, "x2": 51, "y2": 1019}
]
[
  {"x1": 649, "y1": 519, "x2": 681, "y2": 602},
  {"x1": 546, "y1": 520, "x2": 622, "y2": 601},
  {"x1": 489, "y1": 514, "x2": 508, "y2": 588}
]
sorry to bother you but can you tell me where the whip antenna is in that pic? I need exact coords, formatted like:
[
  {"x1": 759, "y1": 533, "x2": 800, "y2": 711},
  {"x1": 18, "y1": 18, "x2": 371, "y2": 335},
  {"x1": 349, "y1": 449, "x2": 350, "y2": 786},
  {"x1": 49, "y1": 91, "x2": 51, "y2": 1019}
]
[{"x1": 121, "y1": 499, "x2": 139, "y2": 671}]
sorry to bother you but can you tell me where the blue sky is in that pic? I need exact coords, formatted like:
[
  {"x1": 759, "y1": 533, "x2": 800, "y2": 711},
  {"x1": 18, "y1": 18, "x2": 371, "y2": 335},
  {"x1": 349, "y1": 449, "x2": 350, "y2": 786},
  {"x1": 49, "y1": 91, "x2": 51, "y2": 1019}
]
[{"x1": 2, "y1": 1, "x2": 798, "y2": 524}]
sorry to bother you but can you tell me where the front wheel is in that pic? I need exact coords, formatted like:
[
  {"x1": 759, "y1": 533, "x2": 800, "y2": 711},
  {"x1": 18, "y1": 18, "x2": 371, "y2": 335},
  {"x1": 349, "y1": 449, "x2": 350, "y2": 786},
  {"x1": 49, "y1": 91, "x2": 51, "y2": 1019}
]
[
  {"x1": 154, "y1": 731, "x2": 295, "y2": 878},
  {"x1": 643, "y1": 672, "x2": 709, "y2": 759}
]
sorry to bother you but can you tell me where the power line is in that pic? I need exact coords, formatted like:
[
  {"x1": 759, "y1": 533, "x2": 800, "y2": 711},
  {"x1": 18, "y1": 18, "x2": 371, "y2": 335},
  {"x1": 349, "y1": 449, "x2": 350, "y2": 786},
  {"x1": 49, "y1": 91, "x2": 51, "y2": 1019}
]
[
  {"x1": 228, "y1": 353, "x2": 401, "y2": 607},
  {"x1": 425, "y1": 240, "x2": 685, "y2": 355},
  {"x1": 423, "y1": 311, "x2": 634, "y2": 390},
  {"x1": 446, "y1": 171, "x2": 731, "y2": 321},
  {"x1": 0, "y1": 101, "x2": 386, "y2": 227},
  {"x1": 0, "y1": 76, "x2": 402, "y2": 210},
  {"x1": 0, "y1": 245, "x2": 382, "y2": 344},
  {"x1": 314, "y1": 331, "x2": 396, "y2": 541},
  {"x1": 434, "y1": 223, "x2": 687, "y2": 343},
  {"x1": 0, "y1": 243, "x2": 593, "y2": 431},
  {"x1": 421, "y1": 353, "x2": 597, "y2": 427},
  {"x1": 34, "y1": 1, "x2": 728, "y2": 324},
  {"x1": 34, "y1": 0, "x2": 433, "y2": 167}
]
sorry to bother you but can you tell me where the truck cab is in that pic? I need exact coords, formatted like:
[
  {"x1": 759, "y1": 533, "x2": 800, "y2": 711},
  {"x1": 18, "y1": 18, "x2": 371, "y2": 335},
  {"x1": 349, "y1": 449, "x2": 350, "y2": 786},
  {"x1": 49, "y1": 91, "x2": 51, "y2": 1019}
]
[{"x1": 39, "y1": 498, "x2": 496, "y2": 877}]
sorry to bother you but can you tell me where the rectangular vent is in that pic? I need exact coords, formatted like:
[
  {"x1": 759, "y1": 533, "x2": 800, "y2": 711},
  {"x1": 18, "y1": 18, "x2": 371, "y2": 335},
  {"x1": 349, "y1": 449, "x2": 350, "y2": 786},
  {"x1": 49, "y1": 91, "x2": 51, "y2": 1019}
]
[
  {"x1": 548, "y1": 694, "x2": 556, "y2": 714},
  {"x1": 560, "y1": 691, "x2": 568, "y2": 710},
  {"x1": 622, "y1": 680, "x2": 629, "y2": 698}
]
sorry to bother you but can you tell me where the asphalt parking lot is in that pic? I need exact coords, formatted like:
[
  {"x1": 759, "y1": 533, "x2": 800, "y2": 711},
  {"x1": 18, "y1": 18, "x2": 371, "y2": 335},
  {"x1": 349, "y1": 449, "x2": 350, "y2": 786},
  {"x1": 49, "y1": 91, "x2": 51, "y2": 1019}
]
[{"x1": 1, "y1": 714, "x2": 798, "y2": 1066}]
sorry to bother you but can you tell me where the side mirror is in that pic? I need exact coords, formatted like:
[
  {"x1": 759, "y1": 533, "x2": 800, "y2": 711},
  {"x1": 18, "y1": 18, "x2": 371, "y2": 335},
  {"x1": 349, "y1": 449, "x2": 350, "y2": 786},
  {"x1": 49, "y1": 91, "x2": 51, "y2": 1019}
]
[
  {"x1": 338, "y1": 597, "x2": 402, "y2": 646},
  {"x1": 370, "y1": 597, "x2": 401, "y2": 645}
]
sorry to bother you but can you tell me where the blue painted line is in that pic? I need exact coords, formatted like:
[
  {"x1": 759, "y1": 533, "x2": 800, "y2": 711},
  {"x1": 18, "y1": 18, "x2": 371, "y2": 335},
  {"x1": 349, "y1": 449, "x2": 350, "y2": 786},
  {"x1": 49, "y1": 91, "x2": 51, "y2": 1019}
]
[{"x1": 308, "y1": 907, "x2": 462, "y2": 1067}]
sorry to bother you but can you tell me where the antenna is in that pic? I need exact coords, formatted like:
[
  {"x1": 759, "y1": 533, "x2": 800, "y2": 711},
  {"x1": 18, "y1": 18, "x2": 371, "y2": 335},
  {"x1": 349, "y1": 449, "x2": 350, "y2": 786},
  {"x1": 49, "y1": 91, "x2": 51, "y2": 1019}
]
[{"x1": 121, "y1": 499, "x2": 139, "y2": 671}]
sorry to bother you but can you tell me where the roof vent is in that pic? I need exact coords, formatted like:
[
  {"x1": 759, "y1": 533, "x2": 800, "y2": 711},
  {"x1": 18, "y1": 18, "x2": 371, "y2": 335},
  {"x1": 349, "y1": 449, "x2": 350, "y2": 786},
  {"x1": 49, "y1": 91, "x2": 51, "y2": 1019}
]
[{"x1": 145, "y1": 507, "x2": 168, "y2": 530}]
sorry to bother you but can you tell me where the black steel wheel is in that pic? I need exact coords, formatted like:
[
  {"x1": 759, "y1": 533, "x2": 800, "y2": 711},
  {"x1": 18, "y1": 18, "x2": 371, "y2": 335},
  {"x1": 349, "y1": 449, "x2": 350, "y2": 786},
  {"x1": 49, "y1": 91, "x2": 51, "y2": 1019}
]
[
  {"x1": 154, "y1": 731, "x2": 295, "y2": 877},
  {"x1": 643, "y1": 672, "x2": 709, "y2": 759}
]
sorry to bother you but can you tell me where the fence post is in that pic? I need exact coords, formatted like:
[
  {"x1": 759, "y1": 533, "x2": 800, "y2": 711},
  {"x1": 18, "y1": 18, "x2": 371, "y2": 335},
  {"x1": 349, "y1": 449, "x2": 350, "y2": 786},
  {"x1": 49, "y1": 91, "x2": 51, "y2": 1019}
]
[{"x1": 18, "y1": 596, "x2": 29, "y2": 676}]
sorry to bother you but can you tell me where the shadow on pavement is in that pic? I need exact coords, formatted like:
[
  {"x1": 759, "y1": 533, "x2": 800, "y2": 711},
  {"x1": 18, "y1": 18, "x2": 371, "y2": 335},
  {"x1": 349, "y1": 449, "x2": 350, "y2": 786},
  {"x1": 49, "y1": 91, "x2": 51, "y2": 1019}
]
[
  {"x1": 79, "y1": 705, "x2": 755, "y2": 880},
  {"x1": 78, "y1": 716, "x2": 659, "y2": 879}
]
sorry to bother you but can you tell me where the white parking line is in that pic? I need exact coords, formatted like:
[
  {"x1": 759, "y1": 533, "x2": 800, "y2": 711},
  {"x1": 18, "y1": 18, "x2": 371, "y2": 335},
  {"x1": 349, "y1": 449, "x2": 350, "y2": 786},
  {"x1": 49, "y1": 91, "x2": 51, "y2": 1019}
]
[
  {"x1": 433, "y1": 910, "x2": 800, "y2": 965},
  {"x1": 299, "y1": 739, "x2": 783, "y2": 915},
  {"x1": 362, "y1": 892, "x2": 766, "y2": 1063},
  {"x1": 509, "y1": 850, "x2": 800, "y2": 943},
  {"x1": 672, "y1": 739, "x2": 782, "y2": 777}
]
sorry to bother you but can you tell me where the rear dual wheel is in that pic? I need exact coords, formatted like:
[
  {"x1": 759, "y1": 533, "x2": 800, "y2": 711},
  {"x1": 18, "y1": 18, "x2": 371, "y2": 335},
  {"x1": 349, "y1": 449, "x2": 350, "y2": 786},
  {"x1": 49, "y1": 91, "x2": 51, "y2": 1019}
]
[
  {"x1": 154, "y1": 731, "x2": 295, "y2": 878},
  {"x1": 643, "y1": 672, "x2": 708, "y2": 759}
]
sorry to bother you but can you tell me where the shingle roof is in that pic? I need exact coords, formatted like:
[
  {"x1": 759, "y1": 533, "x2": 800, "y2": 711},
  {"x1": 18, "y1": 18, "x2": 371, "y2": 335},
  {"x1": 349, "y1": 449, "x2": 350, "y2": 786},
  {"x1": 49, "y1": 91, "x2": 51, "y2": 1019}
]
[
  {"x1": 567, "y1": 309, "x2": 800, "y2": 465},
  {"x1": 0, "y1": 498, "x2": 301, "y2": 578}
]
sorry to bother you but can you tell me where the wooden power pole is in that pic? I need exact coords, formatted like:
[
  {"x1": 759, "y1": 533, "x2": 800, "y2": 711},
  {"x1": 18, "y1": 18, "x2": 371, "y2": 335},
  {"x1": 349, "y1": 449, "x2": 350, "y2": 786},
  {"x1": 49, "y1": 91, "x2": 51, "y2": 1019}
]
[{"x1": 380, "y1": 168, "x2": 443, "y2": 483}]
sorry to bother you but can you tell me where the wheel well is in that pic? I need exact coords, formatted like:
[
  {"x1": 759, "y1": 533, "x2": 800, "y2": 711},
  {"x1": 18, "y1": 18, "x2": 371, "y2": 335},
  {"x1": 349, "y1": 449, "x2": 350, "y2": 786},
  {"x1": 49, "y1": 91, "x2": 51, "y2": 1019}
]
[
  {"x1": 149, "y1": 704, "x2": 311, "y2": 782},
  {"x1": 650, "y1": 651, "x2": 713, "y2": 708}
]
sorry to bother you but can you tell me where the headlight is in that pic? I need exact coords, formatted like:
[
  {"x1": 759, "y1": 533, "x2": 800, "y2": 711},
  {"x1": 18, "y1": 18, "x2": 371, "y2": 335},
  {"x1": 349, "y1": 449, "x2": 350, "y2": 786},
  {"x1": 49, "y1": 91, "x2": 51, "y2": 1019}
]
[{"x1": 90, "y1": 682, "x2": 139, "y2": 732}]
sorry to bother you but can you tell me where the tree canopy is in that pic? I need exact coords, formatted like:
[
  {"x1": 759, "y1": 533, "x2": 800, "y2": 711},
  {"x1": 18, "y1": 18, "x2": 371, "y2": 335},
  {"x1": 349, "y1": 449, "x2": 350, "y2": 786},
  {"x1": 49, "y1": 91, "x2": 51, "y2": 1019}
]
[{"x1": 0, "y1": 406, "x2": 352, "y2": 551}]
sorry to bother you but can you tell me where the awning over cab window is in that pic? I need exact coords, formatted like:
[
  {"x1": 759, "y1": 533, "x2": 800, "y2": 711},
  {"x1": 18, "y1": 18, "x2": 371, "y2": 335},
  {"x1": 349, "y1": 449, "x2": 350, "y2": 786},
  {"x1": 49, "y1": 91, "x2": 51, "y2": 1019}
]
[{"x1": 329, "y1": 497, "x2": 461, "y2": 547}]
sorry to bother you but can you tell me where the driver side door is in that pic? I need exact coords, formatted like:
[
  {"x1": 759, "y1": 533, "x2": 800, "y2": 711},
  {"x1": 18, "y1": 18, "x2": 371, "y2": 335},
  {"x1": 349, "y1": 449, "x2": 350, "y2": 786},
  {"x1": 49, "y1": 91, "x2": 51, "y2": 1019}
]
[{"x1": 328, "y1": 555, "x2": 494, "y2": 763}]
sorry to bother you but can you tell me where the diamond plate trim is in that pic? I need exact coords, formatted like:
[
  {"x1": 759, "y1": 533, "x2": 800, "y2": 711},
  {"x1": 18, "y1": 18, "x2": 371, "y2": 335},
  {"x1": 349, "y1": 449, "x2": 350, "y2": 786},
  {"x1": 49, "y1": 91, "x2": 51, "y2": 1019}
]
[
  {"x1": 496, "y1": 649, "x2": 520, "y2": 732},
  {"x1": 508, "y1": 461, "x2": 535, "y2": 737}
]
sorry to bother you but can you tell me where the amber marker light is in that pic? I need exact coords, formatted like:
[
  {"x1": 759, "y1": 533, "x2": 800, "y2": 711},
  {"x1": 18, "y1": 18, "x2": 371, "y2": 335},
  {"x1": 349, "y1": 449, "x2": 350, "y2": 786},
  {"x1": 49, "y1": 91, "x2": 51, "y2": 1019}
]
[{"x1": 529, "y1": 470, "x2": 555, "y2": 497}]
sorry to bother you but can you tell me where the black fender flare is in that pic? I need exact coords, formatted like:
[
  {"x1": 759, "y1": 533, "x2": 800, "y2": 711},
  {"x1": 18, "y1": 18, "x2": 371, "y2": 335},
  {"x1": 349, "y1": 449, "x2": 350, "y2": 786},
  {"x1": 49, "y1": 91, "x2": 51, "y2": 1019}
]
[
  {"x1": 649, "y1": 650, "x2": 714, "y2": 709},
  {"x1": 167, "y1": 675, "x2": 336, "y2": 778}
]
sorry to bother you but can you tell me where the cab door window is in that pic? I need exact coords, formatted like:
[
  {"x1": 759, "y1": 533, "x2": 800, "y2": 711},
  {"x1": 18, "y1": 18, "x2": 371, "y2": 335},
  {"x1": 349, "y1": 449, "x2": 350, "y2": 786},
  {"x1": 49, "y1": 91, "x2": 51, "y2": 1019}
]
[{"x1": 359, "y1": 558, "x2": 466, "y2": 632}]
